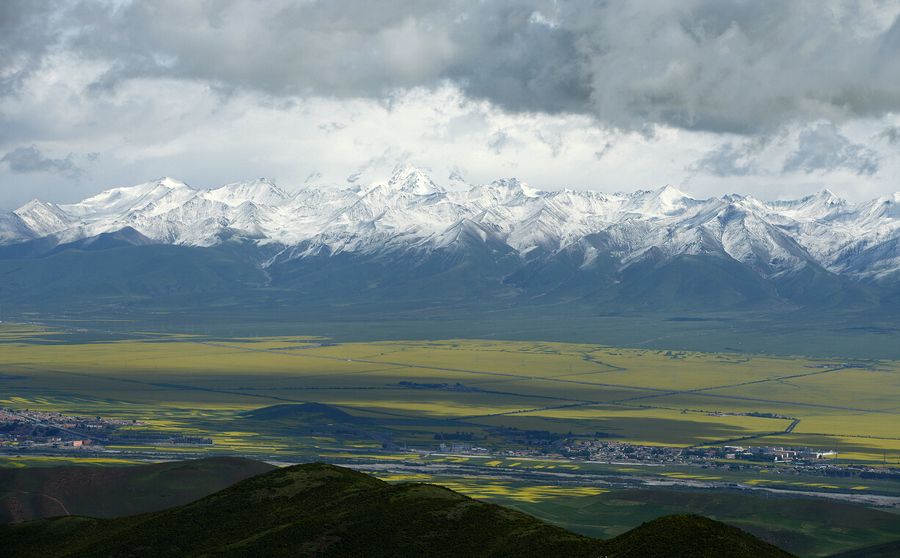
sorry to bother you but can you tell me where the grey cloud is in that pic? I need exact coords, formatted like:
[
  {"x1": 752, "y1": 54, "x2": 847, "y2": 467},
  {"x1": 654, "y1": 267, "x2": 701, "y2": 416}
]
[
  {"x1": 593, "y1": 142, "x2": 614, "y2": 161},
  {"x1": 487, "y1": 131, "x2": 511, "y2": 154},
  {"x1": 535, "y1": 130, "x2": 563, "y2": 157},
  {"x1": 344, "y1": 148, "x2": 413, "y2": 184},
  {"x1": 783, "y1": 124, "x2": 880, "y2": 175},
  {"x1": 4, "y1": 1, "x2": 900, "y2": 134},
  {"x1": 317, "y1": 122, "x2": 346, "y2": 134},
  {"x1": 0, "y1": 1, "x2": 59, "y2": 95},
  {"x1": 692, "y1": 140, "x2": 766, "y2": 177},
  {"x1": 1, "y1": 146, "x2": 83, "y2": 179},
  {"x1": 569, "y1": 1, "x2": 900, "y2": 134},
  {"x1": 880, "y1": 126, "x2": 900, "y2": 144}
]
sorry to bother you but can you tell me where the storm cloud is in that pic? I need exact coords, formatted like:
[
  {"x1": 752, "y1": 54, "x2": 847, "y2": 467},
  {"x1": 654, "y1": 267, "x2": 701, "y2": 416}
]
[
  {"x1": 3, "y1": 0, "x2": 900, "y2": 134},
  {"x1": 1, "y1": 1, "x2": 899, "y2": 208},
  {"x1": 1, "y1": 146, "x2": 84, "y2": 179},
  {"x1": 881, "y1": 126, "x2": 900, "y2": 144},
  {"x1": 693, "y1": 141, "x2": 765, "y2": 177},
  {"x1": 783, "y1": 124, "x2": 881, "y2": 176}
]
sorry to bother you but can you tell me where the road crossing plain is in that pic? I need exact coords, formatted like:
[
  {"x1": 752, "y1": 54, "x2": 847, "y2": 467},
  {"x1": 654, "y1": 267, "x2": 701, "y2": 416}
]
[{"x1": 1, "y1": 323, "x2": 897, "y2": 464}]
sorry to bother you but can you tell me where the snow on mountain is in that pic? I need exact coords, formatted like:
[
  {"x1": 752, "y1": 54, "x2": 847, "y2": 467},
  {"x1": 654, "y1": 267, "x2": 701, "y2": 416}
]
[
  {"x1": 468, "y1": 178, "x2": 540, "y2": 208},
  {"x1": 61, "y1": 177, "x2": 195, "y2": 220},
  {"x1": 202, "y1": 178, "x2": 288, "y2": 207},
  {"x1": 767, "y1": 189, "x2": 849, "y2": 221},
  {"x1": 13, "y1": 199, "x2": 74, "y2": 237},
  {"x1": 0, "y1": 211, "x2": 34, "y2": 244},
  {"x1": 623, "y1": 185, "x2": 699, "y2": 217},
  {"x1": 381, "y1": 165, "x2": 446, "y2": 197},
  {"x1": 4, "y1": 167, "x2": 899, "y2": 280}
]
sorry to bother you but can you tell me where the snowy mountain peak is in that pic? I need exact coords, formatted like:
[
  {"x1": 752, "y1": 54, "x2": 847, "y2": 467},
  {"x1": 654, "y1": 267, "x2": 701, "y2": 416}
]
[
  {"x1": 157, "y1": 176, "x2": 192, "y2": 189},
  {"x1": 657, "y1": 184, "x2": 691, "y2": 199},
  {"x1": 2, "y1": 174, "x2": 900, "y2": 282},
  {"x1": 627, "y1": 184, "x2": 696, "y2": 216},
  {"x1": 384, "y1": 165, "x2": 445, "y2": 196},
  {"x1": 721, "y1": 193, "x2": 759, "y2": 204},
  {"x1": 492, "y1": 178, "x2": 539, "y2": 196},
  {"x1": 13, "y1": 198, "x2": 73, "y2": 237},
  {"x1": 817, "y1": 188, "x2": 841, "y2": 202},
  {"x1": 204, "y1": 178, "x2": 288, "y2": 207},
  {"x1": 473, "y1": 178, "x2": 540, "y2": 206},
  {"x1": 769, "y1": 188, "x2": 849, "y2": 220},
  {"x1": 15, "y1": 198, "x2": 52, "y2": 213},
  {"x1": 802, "y1": 188, "x2": 846, "y2": 209}
]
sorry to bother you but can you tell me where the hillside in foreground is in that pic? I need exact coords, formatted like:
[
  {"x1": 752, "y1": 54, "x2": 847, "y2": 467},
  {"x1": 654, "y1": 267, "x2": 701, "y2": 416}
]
[
  {"x1": 0, "y1": 457, "x2": 275, "y2": 523},
  {"x1": 0, "y1": 462, "x2": 792, "y2": 558}
]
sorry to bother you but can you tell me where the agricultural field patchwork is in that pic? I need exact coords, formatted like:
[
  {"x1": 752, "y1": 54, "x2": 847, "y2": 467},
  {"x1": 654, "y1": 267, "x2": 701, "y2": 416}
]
[
  {"x1": 1, "y1": 323, "x2": 898, "y2": 464},
  {"x1": 3, "y1": 323, "x2": 900, "y2": 557}
]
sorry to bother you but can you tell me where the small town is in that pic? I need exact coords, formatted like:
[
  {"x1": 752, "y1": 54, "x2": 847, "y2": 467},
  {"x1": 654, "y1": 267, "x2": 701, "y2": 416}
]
[
  {"x1": 3, "y1": 404, "x2": 896, "y2": 487},
  {"x1": 434, "y1": 438, "x2": 900, "y2": 483},
  {"x1": 0, "y1": 407, "x2": 212, "y2": 450},
  {"x1": 562, "y1": 439, "x2": 839, "y2": 465}
]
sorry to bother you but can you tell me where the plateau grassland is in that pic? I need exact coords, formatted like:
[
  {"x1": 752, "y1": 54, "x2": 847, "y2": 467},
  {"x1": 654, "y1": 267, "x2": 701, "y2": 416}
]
[{"x1": 1, "y1": 324, "x2": 897, "y2": 464}]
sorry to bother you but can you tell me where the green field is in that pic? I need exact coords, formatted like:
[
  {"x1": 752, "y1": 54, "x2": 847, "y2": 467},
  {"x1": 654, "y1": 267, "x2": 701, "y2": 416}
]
[
  {"x1": 368, "y1": 471, "x2": 900, "y2": 557},
  {"x1": 467, "y1": 484, "x2": 900, "y2": 557},
  {"x1": 2, "y1": 322, "x2": 900, "y2": 556},
  {"x1": 1, "y1": 323, "x2": 897, "y2": 464}
]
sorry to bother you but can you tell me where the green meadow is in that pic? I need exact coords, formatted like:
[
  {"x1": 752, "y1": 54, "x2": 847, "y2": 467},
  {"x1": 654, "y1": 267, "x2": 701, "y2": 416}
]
[
  {"x1": 1, "y1": 323, "x2": 898, "y2": 464},
  {"x1": 3, "y1": 323, "x2": 900, "y2": 556}
]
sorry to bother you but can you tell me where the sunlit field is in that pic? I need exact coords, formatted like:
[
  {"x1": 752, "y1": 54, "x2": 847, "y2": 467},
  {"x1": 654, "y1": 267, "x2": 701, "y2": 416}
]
[{"x1": 1, "y1": 323, "x2": 898, "y2": 464}]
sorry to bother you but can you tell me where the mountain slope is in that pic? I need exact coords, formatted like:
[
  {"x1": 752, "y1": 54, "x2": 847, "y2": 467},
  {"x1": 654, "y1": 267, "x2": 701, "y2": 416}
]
[
  {"x1": 0, "y1": 457, "x2": 274, "y2": 523},
  {"x1": 0, "y1": 167, "x2": 898, "y2": 313},
  {"x1": 829, "y1": 539, "x2": 900, "y2": 558},
  {"x1": 0, "y1": 212, "x2": 34, "y2": 245},
  {"x1": 0, "y1": 242, "x2": 271, "y2": 308},
  {"x1": 604, "y1": 515, "x2": 794, "y2": 558},
  {"x1": 0, "y1": 463, "x2": 792, "y2": 558},
  {"x1": 2, "y1": 168, "x2": 897, "y2": 282}
]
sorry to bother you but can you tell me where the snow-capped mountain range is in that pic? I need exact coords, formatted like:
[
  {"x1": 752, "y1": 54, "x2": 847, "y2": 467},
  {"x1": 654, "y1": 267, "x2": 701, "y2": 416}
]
[{"x1": 3, "y1": 165, "x2": 899, "y2": 282}]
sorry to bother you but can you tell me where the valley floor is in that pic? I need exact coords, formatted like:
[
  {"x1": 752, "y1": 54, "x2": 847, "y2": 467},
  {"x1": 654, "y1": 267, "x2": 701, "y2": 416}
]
[{"x1": 1, "y1": 322, "x2": 899, "y2": 556}]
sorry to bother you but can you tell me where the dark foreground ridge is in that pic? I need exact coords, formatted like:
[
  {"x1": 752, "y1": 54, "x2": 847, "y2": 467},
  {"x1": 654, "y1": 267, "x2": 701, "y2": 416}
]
[
  {"x1": 829, "y1": 539, "x2": 900, "y2": 558},
  {"x1": 0, "y1": 457, "x2": 275, "y2": 523},
  {"x1": 0, "y1": 462, "x2": 792, "y2": 558}
]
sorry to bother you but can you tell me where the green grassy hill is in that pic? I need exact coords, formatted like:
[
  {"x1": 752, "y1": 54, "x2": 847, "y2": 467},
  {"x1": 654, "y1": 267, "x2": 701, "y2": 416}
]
[
  {"x1": 829, "y1": 539, "x2": 900, "y2": 558},
  {"x1": 503, "y1": 487, "x2": 900, "y2": 556},
  {"x1": 0, "y1": 463, "x2": 793, "y2": 558},
  {"x1": 0, "y1": 457, "x2": 274, "y2": 523},
  {"x1": 241, "y1": 402, "x2": 365, "y2": 423},
  {"x1": 604, "y1": 514, "x2": 793, "y2": 558}
]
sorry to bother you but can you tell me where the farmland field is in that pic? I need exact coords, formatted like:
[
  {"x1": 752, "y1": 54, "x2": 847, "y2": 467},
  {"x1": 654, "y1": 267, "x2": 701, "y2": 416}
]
[
  {"x1": 3, "y1": 322, "x2": 900, "y2": 557},
  {"x1": 1, "y1": 323, "x2": 899, "y2": 464}
]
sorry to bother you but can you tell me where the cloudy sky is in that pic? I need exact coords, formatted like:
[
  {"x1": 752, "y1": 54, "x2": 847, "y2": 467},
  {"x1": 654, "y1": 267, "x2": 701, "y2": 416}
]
[{"x1": 2, "y1": 0, "x2": 900, "y2": 208}]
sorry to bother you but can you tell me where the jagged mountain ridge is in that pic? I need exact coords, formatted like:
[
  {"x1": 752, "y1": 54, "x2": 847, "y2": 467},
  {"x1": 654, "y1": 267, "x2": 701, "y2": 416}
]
[{"x1": 3, "y1": 167, "x2": 897, "y2": 283}]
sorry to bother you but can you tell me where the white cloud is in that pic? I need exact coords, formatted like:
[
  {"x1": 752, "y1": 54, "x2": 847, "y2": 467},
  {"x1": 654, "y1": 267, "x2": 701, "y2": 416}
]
[{"x1": 2, "y1": 2, "x2": 900, "y2": 207}]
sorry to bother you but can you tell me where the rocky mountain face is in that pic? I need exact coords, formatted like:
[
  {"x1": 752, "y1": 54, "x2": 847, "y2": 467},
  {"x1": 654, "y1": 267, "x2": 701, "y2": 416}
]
[{"x1": 1, "y1": 166, "x2": 898, "y2": 312}]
